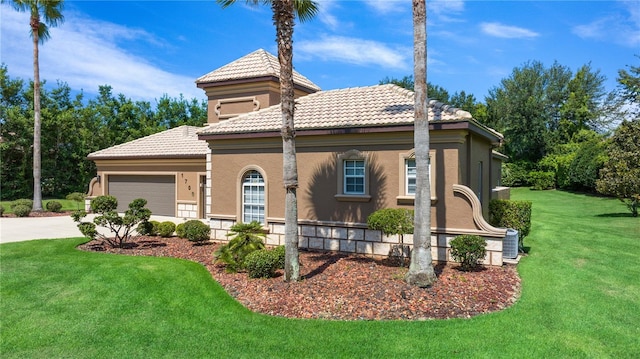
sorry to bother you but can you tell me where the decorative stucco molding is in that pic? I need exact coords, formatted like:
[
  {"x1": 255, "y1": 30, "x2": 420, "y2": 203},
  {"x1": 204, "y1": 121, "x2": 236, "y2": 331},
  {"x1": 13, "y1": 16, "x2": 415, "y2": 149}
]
[
  {"x1": 453, "y1": 184, "x2": 507, "y2": 238},
  {"x1": 215, "y1": 96, "x2": 260, "y2": 119}
]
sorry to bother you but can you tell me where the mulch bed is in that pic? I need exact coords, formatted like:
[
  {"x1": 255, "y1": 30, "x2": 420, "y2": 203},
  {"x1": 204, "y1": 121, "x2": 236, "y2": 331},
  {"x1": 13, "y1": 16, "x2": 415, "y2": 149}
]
[
  {"x1": 78, "y1": 236, "x2": 521, "y2": 321},
  {"x1": 2, "y1": 211, "x2": 73, "y2": 218}
]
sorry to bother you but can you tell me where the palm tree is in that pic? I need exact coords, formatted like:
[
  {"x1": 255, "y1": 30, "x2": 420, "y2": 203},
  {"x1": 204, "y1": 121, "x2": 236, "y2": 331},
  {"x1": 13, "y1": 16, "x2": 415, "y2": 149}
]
[
  {"x1": 4, "y1": 0, "x2": 64, "y2": 211},
  {"x1": 405, "y1": 0, "x2": 437, "y2": 287},
  {"x1": 216, "y1": 0, "x2": 318, "y2": 282}
]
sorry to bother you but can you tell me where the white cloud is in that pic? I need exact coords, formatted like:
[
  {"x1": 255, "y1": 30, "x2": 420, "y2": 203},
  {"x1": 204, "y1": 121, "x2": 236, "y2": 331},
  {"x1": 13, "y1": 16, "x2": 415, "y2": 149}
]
[
  {"x1": 480, "y1": 22, "x2": 540, "y2": 39},
  {"x1": 0, "y1": 5, "x2": 204, "y2": 102},
  {"x1": 315, "y1": 0, "x2": 342, "y2": 31},
  {"x1": 572, "y1": 1, "x2": 640, "y2": 48},
  {"x1": 362, "y1": 0, "x2": 410, "y2": 14},
  {"x1": 297, "y1": 35, "x2": 410, "y2": 70}
]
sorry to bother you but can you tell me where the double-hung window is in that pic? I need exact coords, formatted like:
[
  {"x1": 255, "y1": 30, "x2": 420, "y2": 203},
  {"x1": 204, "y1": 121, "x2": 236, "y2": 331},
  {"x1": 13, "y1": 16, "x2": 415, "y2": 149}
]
[{"x1": 242, "y1": 170, "x2": 265, "y2": 224}]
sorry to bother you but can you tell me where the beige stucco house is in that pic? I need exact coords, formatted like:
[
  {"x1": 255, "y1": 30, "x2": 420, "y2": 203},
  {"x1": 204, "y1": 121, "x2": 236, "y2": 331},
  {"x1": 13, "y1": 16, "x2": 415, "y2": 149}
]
[{"x1": 87, "y1": 49, "x2": 511, "y2": 265}]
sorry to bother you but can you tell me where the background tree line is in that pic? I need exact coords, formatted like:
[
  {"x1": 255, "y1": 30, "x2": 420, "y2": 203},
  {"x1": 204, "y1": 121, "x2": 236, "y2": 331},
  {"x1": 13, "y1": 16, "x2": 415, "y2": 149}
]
[
  {"x1": 3, "y1": 56, "x2": 638, "y2": 213},
  {"x1": 382, "y1": 57, "x2": 639, "y2": 202},
  {"x1": 0, "y1": 64, "x2": 207, "y2": 200}
]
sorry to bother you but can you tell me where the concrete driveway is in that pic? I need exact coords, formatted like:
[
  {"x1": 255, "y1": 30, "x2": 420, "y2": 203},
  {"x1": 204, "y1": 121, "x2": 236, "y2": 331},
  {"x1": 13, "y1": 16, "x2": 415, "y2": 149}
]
[{"x1": 0, "y1": 215, "x2": 188, "y2": 244}]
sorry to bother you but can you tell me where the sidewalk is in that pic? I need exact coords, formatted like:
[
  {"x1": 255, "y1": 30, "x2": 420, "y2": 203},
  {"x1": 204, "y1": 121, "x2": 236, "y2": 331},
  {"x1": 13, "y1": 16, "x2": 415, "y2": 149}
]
[{"x1": 0, "y1": 215, "x2": 189, "y2": 244}]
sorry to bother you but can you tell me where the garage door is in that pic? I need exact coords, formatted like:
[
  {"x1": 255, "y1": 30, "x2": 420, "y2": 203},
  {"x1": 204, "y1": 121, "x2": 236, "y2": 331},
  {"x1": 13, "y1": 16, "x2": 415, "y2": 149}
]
[{"x1": 108, "y1": 175, "x2": 176, "y2": 216}]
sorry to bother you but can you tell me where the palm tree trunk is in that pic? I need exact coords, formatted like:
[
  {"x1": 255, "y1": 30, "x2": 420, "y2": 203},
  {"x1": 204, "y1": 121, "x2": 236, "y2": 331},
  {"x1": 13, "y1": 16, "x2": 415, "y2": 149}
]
[
  {"x1": 406, "y1": 0, "x2": 436, "y2": 287},
  {"x1": 31, "y1": 15, "x2": 43, "y2": 212},
  {"x1": 273, "y1": 0, "x2": 300, "y2": 282}
]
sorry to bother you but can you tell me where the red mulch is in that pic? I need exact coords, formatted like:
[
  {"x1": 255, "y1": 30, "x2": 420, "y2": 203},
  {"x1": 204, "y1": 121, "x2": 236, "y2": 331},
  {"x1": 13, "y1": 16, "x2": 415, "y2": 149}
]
[
  {"x1": 2, "y1": 211, "x2": 73, "y2": 218},
  {"x1": 78, "y1": 236, "x2": 521, "y2": 321}
]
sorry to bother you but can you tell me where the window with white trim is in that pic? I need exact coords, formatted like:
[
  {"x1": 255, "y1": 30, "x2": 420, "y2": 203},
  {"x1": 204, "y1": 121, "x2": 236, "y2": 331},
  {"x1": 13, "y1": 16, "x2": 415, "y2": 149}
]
[
  {"x1": 405, "y1": 158, "x2": 417, "y2": 195},
  {"x1": 242, "y1": 170, "x2": 265, "y2": 224},
  {"x1": 405, "y1": 157, "x2": 432, "y2": 195},
  {"x1": 398, "y1": 150, "x2": 436, "y2": 203},
  {"x1": 335, "y1": 150, "x2": 371, "y2": 202}
]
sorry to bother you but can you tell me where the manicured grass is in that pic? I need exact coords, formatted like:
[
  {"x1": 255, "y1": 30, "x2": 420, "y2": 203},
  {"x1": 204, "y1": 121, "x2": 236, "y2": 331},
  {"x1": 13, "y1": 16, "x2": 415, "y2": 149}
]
[
  {"x1": 1, "y1": 199, "x2": 82, "y2": 214},
  {"x1": 1, "y1": 189, "x2": 638, "y2": 358}
]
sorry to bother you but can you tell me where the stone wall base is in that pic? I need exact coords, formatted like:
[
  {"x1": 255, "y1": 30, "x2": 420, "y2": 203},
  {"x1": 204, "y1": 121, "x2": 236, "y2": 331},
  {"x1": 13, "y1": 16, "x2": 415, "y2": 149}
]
[{"x1": 209, "y1": 218, "x2": 504, "y2": 266}]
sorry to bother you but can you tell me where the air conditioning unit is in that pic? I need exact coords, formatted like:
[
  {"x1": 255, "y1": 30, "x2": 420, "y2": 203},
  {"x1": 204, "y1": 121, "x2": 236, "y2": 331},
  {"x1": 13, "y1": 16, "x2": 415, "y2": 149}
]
[{"x1": 503, "y1": 229, "x2": 519, "y2": 259}]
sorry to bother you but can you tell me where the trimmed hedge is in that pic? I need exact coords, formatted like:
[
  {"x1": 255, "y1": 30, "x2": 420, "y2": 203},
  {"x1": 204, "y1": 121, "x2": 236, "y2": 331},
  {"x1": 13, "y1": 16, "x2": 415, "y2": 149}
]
[
  {"x1": 157, "y1": 221, "x2": 176, "y2": 237},
  {"x1": 180, "y1": 220, "x2": 210, "y2": 243},
  {"x1": 45, "y1": 200, "x2": 63, "y2": 213},
  {"x1": 367, "y1": 208, "x2": 414, "y2": 235},
  {"x1": 13, "y1": 204, "x2": 31, "y2": 217},
  {"x1": 11, "y1": 199, "x2": 33, "y2": 211},
  {"x1": 244, "y1": 246, "x2": 285, "y2": 278},
  {"x1": 450, "y1": 234, "x2": 486, "y2": 271},
  {"x1": 489, "y1": 199, "x2": 532, "y2": 239}
]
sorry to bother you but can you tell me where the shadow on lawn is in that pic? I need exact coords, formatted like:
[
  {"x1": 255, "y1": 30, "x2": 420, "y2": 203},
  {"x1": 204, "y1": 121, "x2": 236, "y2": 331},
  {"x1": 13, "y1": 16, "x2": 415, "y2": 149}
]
[{"x1": 595, "y1": 212, "x2": 635, "y2": 218}]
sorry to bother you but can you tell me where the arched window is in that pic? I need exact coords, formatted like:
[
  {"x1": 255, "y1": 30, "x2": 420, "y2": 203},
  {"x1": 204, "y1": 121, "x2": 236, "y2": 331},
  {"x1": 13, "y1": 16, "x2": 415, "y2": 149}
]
[{"x1": 242, "y1": 170, "x2": 265, "y2": 224}]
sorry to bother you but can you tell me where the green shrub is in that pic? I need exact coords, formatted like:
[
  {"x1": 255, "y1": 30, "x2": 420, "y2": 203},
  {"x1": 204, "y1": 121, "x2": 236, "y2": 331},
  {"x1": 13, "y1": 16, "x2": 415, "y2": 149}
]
[
  {"x1": 90, "y1": 195, "x2": 118, "y2": 213},
  {"x1": 489, "y1": 199, "x2": 532, "y2": 239},
  {"x1": 73, "y1": 196, "x2": 152, "y2": 248},
  {"x1": 176, "y1": 223, "x2": 185, "y2": 238},
  {"x1": 0, "y1": 206, "x2": 4, "y2": 216},
  {"x1": 214, "y1": 221, "x2": 265, "y2": 273},
  {"x1": 45, "y1": 200, "x2": 63, "y2": 213},
  {"x1": 136, "y1": 220, "x2": 158, "y2": 236},
  {"x1": 181, "y1": 220, "x2": 211, "y2": 243},
  {"x1": 271, "y1": 245, "x2": 285, "y2": 269},
  {"x1": 157, "y1": 221, "x2": 176, "y2": 237},
  {"x1": 77, "y1": 222, "x2": 97, "y2": 239},
  {"x1": 367, "y1": 208, "x2": 414, "y2": 235},
  {"x1": 11, "y1": 199, "x2": 33, "y2": 211},
  {"x1": 450, "y1": 234, "x2": 487, "y2": 271},
  {"x1": 528, "y1": 171, "x2": 555, "y2": 190},
  {"x1": 245, "y1": 248, "x2": 283, "y2": 278},
  {"x1": 13, "y1": 204, "x2": 31, "y2": 217}
]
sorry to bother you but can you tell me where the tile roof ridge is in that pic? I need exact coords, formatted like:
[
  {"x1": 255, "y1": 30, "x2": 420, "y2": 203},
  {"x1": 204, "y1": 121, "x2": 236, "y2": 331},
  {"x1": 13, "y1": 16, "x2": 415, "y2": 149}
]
[
  {"x1": 89, "y1": 125, "x2": 201, "y2": 156},
  {"x1": 428, "y1": 99, "x2": 473, "y2": 119},
  {"x1": 382, "y1": 83, "x2": 415, "y2": 98},
  {"x1": 256, "y1": 48, "x2": 278, "y2": 76}
]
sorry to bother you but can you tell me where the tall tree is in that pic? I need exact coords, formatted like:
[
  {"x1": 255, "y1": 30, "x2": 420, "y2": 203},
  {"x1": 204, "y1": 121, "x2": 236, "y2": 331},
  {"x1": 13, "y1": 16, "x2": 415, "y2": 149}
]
[
  {"x1": 4, "y1": 0, "x2": 64, "y2": 210},
  {"x1": 217, "y1": 0, "x2": 318, "y2": 282},
  {"x1": 405, "y1": 0, "x2": 436, "y2": 287}
]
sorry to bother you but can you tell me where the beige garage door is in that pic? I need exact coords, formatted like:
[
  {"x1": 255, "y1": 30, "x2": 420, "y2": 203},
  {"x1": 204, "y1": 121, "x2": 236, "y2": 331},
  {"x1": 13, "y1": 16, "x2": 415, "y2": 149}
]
[{"x1": 108, "y1": 175, "x2": 176, "y2": 216}]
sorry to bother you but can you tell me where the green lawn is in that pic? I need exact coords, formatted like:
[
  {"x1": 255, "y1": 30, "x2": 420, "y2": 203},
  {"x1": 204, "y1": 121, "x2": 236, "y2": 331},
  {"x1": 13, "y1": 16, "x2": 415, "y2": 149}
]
[
  {"x1": 1, "y1": 199, "x2": 83, "y2": 214},
  {"x1": 1, "y1": 189, "x2": 638, "y2": 358}
]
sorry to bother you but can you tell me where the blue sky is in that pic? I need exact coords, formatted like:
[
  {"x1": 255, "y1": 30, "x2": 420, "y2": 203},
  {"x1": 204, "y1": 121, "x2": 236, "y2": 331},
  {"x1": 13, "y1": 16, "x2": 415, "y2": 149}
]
[{"x1": 2, "y1": 1, "x2": 639, "y2": 104}]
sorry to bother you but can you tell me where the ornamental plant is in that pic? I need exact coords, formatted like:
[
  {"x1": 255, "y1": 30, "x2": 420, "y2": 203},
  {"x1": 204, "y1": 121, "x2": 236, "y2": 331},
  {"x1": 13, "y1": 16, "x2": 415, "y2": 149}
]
[
  {"x1": 45, "y1": 200, "x2": 63, "y2": 213},
  {"x1": 244, "y1": 246, "x2": 285, "y2": 278},
  {"x1": 11, "y1": 199, "x2": 33, "y2": 211},
  {"x1": 214, "y1": 221, "x2": 266, "y2": 273},
  {"x1": 72, "y1": 195, "x2": 152, "y2": 248},
  {"x1": 489, "y1": 199, "x2": 532, "y2": 239},
  {"x1": 13, "y1": 204, "x2": 31, "y2": 217},
  {"x1": 157, "y1": 221, "x2": 176, "y2": 237},
  {"x1": 450, "y1": 234, "x2": 486, "y2": 271},
  {"x1": 180, "y1": 220, "x2": 211, "y2": 243}
]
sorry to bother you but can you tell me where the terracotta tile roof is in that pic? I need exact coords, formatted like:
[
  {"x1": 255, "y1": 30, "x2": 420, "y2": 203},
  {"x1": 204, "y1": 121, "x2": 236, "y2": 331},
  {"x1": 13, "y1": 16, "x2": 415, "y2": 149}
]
[
  {"x1": 198, "y1": 84, "x2": 480, "y2": 135},
  {"x1": 195, "y1": 49, "x2": 321, "y2": 91},
  {"x1": 87, "y1": 125, "x2": 209, "y2": 159}
]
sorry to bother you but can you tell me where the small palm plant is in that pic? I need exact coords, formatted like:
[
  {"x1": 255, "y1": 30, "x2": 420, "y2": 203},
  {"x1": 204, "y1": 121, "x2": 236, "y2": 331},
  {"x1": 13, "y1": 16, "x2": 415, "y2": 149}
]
[{"x1": 214, "y1": 221, "x2": 266, "y2": 273}]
